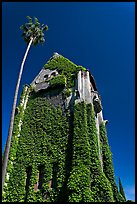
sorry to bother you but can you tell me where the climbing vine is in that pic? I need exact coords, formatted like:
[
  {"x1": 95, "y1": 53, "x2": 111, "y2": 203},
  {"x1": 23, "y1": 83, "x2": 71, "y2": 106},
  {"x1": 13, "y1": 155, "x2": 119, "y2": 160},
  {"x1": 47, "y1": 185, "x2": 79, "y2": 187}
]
[
  {"x1": 49, "y1": 75, "x2": 66, "y2": 88},
  {"x1": 119, "y1": 177, "x2": 126, "y2": 201},
  {"x1": 44, "y1": 55, "x2": 86, "y2": 88},
  {"x1": 2, "y1": 86, "x2": 30, "y2": 202},
  {"x1": 3, "y1": 55, "x2": 125, "y2": 202},
  {"x1": 67, "y1": 102, "x2": 93, "y2": 202},
  {"x1": 99, "y1": 122, "x2": 126, "y2": 202},
  {"x1": 3, "y1": 89, "x2": 69, "y2": 202},
  {"x1": 86, "y1": 104, "x2": 114, "y2": 202},
  {"x1": 3, "y1": 93, "x2": 125, "y2": 202}
]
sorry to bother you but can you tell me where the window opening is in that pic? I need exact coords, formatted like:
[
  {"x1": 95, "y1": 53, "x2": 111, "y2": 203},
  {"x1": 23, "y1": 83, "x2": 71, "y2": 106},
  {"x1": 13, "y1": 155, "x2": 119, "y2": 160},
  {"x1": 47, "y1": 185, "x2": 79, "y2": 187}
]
[
  {"x1": 38, "y1": 165, "x2": 45, "y2": 190},
  {"x1": 84, "y1": 72, "x2": 87, "y2": 78},
  {"x1": 34, "y1": 173, "x2": 39, "y2": 192},
  {"x1": 44, "y1": 74, "x2": 49, "y2": 80},
  {"x1": 24, "y1": 166, "x2": 32, "y2": 202},
  {"x1": 34, "y1": 165, "x2": 45, "y2": 192},
  {"x1": 51, "y1": 72, "x2": 57, "y2": 77},
  {"x1": 50, "y1": 163, "x2": 58, "y2": 189}
]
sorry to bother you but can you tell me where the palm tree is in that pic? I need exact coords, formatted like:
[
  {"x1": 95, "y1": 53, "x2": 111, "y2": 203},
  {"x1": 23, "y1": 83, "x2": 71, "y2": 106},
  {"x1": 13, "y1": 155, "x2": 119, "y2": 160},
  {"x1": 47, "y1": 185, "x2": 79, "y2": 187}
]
[{"x1": 2, "y1": 16, "x2": 48, "y2": 190}]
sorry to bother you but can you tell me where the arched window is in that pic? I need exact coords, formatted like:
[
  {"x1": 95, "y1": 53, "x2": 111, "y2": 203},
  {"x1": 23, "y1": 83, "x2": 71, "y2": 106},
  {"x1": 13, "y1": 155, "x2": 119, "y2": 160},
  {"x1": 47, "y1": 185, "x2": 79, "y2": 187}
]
[
  {"x1": 38, "y1": 165, "x2": 44, "y2": 190},
  {"x1": 51, "y1": 72, "x2": 57, "y2": 77},
  {"x1": 44, "y1": 74, "x2": 49, "y2": 80},
  {"x1": 49, "y1": 163, "x2": 58, "y2": 190},
  {"x1": 34, "y1": 165, "x2": 45, "y2": 192}
]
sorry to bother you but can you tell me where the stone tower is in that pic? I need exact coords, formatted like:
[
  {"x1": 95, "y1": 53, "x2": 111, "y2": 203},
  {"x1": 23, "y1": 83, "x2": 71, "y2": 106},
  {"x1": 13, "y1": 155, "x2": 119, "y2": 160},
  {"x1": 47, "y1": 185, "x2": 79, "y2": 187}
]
[{"x1": 2, "y1": 53, "x2": 126, "y2": 202}]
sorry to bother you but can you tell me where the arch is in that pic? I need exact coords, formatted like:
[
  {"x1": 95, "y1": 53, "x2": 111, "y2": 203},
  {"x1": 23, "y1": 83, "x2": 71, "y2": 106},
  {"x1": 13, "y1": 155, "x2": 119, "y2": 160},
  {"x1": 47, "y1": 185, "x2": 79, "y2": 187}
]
[
  {"x1": 44, "y1": 74, "x2": 49, "y2": 80},
  {"x1": 51, "y1": 72, "x2": 57, "y2": 77}
]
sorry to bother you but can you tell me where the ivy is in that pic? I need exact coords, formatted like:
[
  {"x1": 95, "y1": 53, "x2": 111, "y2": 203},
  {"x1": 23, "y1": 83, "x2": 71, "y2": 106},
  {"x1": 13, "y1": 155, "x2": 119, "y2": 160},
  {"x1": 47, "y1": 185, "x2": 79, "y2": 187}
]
[
  {"x1": 99, "y1": 122, "x2": 126, "y2": 202},
  {"x1": 86, "y1": 104, "x2": 114, "y2": 202},
  {"x1": 49, "y1": 75, "x2": 66, "y2": 88},
  {"x1": 2, "y1": 86, "x2": 30, "y2": 202},
  {"x1": 3, "y1": 56, "x2": 125, "y2": 202},
  {"x1": 67, "y1": 102, "x2": 93, "y2": 202},
  {"x1": 63, "y1": 88, "x2": 72, "y2": 98},
  {"x1": 119, "y1": 177, "x2": 126, "y2": 201},
  {"x1": 67, "y1": 103, "x2": 115, "y2": 202},
  {"x1": 3, "y1": 91, "x2": 69, "y2": 202},
  {"x1": 3, "y1": 93, "x2": 124, "y2": 202},
  {"x1": 44, "y1": 55, "x2": 86, "y2": 88}
]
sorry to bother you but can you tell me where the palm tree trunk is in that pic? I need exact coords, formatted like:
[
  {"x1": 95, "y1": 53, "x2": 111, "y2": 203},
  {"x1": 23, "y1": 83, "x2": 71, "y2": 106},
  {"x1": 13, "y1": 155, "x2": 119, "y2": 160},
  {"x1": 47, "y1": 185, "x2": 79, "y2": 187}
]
[{"x1": 2, "y1": 37, "x2": 33, "y2": 190}]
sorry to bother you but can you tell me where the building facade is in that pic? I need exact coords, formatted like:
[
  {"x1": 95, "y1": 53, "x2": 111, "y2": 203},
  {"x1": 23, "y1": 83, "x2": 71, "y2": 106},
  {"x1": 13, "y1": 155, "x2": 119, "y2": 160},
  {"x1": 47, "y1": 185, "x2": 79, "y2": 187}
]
[{"x1": 2, "y1": 53, "x2": 125, "y2": 202}]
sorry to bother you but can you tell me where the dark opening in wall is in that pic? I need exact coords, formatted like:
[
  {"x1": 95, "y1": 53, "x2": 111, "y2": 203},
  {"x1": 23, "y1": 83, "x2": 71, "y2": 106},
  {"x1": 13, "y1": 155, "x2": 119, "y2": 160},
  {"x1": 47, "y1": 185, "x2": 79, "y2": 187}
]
[
  {"x1": 84, "y1": 72, "x2": 87, "y2": 78},
  {"x1": 34, "y1": 165, "x2": 45, "y2": 192},
  {"x1": 93, "y1": 95, "x2": 102, "y2": 114},
  {"x1": 38, "y1": 165, "x2": 45, "y2": 190},
  {"x1": 15, "y1": 107, "x2": 20, "y2": 115},
  {"x1": 50, "y1": 163, "x2": 58, "y2": 189},
  {"x1": 44, "y1": 74, "x2": 49, "y2": 80},
  {"x1": 51, "y1": 72, "x2": 57, "y2": 77},
  {"x1": 89, "y1": 74, "x2": 98, "y2": 91},
  {"x1": 24, "y1": 166, "x2": 32, "y2": 202}
]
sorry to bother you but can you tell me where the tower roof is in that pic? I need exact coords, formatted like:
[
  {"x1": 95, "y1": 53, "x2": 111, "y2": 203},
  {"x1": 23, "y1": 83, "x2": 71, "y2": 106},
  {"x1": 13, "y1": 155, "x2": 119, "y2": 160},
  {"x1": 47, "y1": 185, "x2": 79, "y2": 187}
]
[{"x1": 31, "y1": 53, "x2": 98, "y2": 91}]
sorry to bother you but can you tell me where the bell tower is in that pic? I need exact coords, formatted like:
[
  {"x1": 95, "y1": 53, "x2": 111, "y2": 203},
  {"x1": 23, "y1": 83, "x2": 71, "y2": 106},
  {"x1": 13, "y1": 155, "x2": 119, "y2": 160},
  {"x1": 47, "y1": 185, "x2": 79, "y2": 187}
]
[{"x1": 2, "y1": 53, "x2": 126, "y2": 202}]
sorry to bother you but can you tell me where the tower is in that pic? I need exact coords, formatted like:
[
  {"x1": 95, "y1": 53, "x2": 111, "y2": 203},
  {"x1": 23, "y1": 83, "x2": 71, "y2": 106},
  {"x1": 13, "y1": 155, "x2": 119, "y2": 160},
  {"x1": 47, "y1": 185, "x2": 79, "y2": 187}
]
[{"x1": 2, "y1": 53, "x2": 126, "y2": 202}]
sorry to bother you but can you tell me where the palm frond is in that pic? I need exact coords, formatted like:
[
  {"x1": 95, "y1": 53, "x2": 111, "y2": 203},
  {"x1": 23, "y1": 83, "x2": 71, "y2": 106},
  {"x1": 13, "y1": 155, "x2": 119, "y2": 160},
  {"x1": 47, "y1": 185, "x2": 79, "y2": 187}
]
[
  {"x1": 43, "y1": 25, "x2": 48, "y2": 31},
  {"x1": 26, "y1": 16, "x2": 32, "y2": 21},
  {"x1": 34, "y1": 17, "x2": 39, "y2": 23},
  {"x1": 20, "y1": 16, "x2": 48, "y2": 46}
]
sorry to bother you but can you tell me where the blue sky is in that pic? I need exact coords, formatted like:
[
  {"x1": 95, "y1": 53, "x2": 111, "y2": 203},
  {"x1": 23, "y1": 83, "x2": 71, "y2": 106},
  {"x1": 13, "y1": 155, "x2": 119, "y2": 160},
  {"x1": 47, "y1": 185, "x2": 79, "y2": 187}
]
[{"x1": 2, "y1": 2, "x2": 135, "y2": 201}]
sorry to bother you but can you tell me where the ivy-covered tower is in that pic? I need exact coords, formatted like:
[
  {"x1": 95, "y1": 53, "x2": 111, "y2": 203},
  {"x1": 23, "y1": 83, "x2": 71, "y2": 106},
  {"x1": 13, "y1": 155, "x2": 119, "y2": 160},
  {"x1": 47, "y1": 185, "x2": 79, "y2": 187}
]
[{"x1": 2, "y1": 53, "x2": 126, "y2": 202}]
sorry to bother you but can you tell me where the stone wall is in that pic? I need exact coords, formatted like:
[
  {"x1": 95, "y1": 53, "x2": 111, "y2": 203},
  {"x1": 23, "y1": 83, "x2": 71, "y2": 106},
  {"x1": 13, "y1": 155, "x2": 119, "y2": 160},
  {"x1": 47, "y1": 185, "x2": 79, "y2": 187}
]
[
  {"x1": 30, "y1": 69, "x2": 107, "y2": 170},
  {"x1": 31, "y1": 68, "x2": 58, "y2": 92}
]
